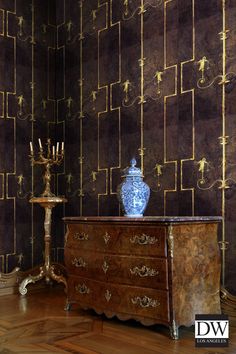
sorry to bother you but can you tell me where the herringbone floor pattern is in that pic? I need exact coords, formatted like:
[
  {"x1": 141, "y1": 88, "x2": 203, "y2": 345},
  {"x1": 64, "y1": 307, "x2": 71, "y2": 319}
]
[{"x1": 0, "y1": 287, "x2": 235, "y2": 354}]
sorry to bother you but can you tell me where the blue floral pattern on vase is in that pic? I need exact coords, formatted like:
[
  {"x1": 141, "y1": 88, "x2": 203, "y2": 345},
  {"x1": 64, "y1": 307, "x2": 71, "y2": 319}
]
[{"x1": 117, "y1": 158, "x2": 150, "y2": 217}]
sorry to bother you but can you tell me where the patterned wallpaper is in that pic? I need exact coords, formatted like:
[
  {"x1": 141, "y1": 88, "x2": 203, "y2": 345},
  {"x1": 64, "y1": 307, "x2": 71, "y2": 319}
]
[
  {"x1": 1, "y1": 0, "x2": 236, "y2": 296},
  {"x1": 0, "y1": 0, "x2": 61, "y2": 273},
  {"x1": 60, "y1": 0, "x2": 236, "y2": 294}
]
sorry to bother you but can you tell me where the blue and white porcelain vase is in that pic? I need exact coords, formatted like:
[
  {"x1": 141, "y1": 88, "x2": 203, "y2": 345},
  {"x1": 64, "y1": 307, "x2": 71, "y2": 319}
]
[{"x1": 117, "y1": 158, "x2": 150, "y2": 217}]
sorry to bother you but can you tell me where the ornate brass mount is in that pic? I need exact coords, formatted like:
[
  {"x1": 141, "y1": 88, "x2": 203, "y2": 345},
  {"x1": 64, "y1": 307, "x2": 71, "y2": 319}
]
[
  {"x1": 130, "y1": 233, "x2": 159, "y2": 245},
  {"x1": 170, "y1": 320, "x2": 179, "y2": 340},
  {"x1": 19, "y1": 197, "x2": 67, "y2": 295},
  {"x1": 130, "y1": 265, "x2": 159, "y2": 277},
  {"x1": 73, "y1": 232, "x2": 89, "y2": 241},
  {"x1": 29, "y1": 138, "x2": 64, "y2": 197},
  {"x1": 75, "y1": 283, "x2": 90, "y2": 294},
  {"x1": 105, "y1": 289, "x2": 112, "y2": 302},
  {"x1": 103, "y1": 232, "x2": 111, "y2": 245},
  {"x1": 102, "y1": 260, "x2": 109, "y2": 274},
  {"x1": 72, "y1": 257, "x2": 86, "y2": 268},
  {"x1": 131, "y1": 295, "x2": 160, "y2": 308},
  {"x1": 167, "y1": 225, "x2": 174, "y2": 258}
]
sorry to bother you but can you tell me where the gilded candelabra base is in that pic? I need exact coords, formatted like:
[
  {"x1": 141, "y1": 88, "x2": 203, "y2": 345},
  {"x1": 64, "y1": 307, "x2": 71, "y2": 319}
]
[
  {"x1": 18, "y1": 263, "x2": 67, "y2": 295},
  {"x1": 19, "y1": 196, "x2": 68, "y2": 296}
]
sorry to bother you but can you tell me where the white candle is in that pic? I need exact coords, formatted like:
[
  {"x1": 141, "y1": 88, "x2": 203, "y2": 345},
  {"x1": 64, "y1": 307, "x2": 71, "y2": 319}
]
[
  {"x1": 61, "y1": 142, "x2": 64, "y2": 152},
  {"x1": 56, "y1": 142, "x2": 59, "y2": 154},
  {"x1": 52, "y1": 146, "x2": 55, "y2": 158},
  {"x1": 38, "y1": 138, "x2": 42, "y2": 149},
  {"x1": 30, "y1": 142, "x2": 33, "y2": 154}
]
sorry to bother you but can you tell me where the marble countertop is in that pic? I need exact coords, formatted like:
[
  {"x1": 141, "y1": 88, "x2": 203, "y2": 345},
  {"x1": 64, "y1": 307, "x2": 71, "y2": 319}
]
[{"x1": 63, "y1": 216, "x2": 222, "y2": 223}]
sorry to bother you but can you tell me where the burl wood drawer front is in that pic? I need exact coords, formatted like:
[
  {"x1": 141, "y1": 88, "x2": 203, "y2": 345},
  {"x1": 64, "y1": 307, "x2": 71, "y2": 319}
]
[
  {"x1": 65, "y1": 248, "x2": 168, "y2": 290},
  {"x1": 66, "y1": 223, "x2": 167, "y2": 257},
  {"x1": 68, "y1": 276, "x2": 170, "y2": 322}
]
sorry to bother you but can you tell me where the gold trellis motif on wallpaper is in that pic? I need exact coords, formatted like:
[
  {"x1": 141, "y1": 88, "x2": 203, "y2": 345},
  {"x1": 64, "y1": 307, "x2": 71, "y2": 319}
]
[
  {"x1": 120, "y1": 1, "x2": 165, "y2": 120},
  {"x1": 116, "y1": 0, "x2": 180, "y2": 194},
  {"x1": 0, "y1": 4, "x2": 5, "y2": 276},
  {"x1": 97, "y1": 0, "x2": 121, "y2": 213},
  {"x1": 74, "y1": 0, "x2": 166, "y2": 208},
  {"x1": 194, "y1": 0, "x2": 235, "y2": 288},
  {"x1": 16, "y1": 12, "x2": 35, "y2": 44},
  {"x1": 37, "y1": 0, "x2": 60, "y2": 266},
  {"x1": 139, "y1": 0, "x2": 145, "y2": 174},
  {"x1": 0, "y1": 6, "x2": 6, "y2": 273},
  {"x1": 180, "y1": 0, "x2": 195, "y2": 215},
  {"x1": 79, "y1": 0, "x2": 84, "y2": 208},
  {"x1": 96, "y1": 0, "x2": 163, "y2": 204},
  {"x1": 121, "y1": 71, "x2": 164, "y2": 106},
  {"x1": 63, "y1": 1, "x2": 86, "y2": 208},
  {"x1": 53, "y1": 1, "x2": 66, "y2": 263},
  {"x1": 75, "y1": 0, "x2": 174, "y2": 201},
  {"x1": 122, "y1": 0, "x2": 163, "y2": 21},
  {"x1": 110, "y1": 2, "x2": 122, "y2": 199},
  {"x1": 0, "y1": 1, "x2": 36, "y2": 273},
  {"x1": 163, "y1": 0, "x2": 178, "y2": 213},
  {"x1": 121, "y1": 65, "x2": 164, "y2": 107},
  {"x1": 62, "y1": 0, "x2": 98, "y2": 202},
  {"x1": 97, "y1": 0, "x2": 109, "y2": 212},
  {"x1": 0, "y1": 0, "x2": 63, "y2": 277},
  {"x1": 166, "y1": 0, "x2": 234, "y2": 289},
  {"x1": 15, "y1": 0, "x2": 34, "y2": 239}
]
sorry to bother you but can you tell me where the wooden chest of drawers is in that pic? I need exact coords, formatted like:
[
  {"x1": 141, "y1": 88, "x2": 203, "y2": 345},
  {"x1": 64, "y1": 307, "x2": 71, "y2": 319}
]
[{"x1": 63, "y1": 216, "x2": 222, "y2": 339}]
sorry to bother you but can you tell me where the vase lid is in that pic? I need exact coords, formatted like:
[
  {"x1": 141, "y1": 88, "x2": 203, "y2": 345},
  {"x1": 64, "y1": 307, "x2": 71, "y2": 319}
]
[{"x1": 122, "y1": 158, "x2": 143, "y2": 177}]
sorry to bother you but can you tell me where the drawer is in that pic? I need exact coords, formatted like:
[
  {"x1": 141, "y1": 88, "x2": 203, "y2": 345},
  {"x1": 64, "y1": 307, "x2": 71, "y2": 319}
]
[
  {"x1": 65, "y1": 223, "x2": 167, "y2": 257},
  {"x1": 65, "y1": 224, "x2": 118, "y2": 251},
  {"x1": 68, "y1": 276, "x2": 170, "y2": 322},
  {"x1": 107, "y1": 254, "x2": 168, "y2": 290},
  {"x1": 65, "y1": 248, "x2": 106, "y2": 281},
  {"x1": 65, "y1": 248, "x2": 168, "y2": 290}
]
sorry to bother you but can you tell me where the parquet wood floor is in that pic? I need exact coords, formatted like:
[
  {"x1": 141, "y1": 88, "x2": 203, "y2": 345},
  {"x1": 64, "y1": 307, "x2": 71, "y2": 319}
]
[{"x1": 0, "y1": 287, "x2": 235, "y2": 354}]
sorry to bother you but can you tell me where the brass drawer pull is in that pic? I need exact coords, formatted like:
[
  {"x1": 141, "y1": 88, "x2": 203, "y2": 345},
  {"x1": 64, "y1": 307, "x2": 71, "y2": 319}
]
[
  {"x1": 73, "y1": 232, "x2": 89, "y2": 241},
  {"x1": 105, "y1": 289, "x2": 112, "y2": 302},
  {"x1": 75, "y1": 283, "x2": 90, "y2": 294},
  {"x1": 102, "y1": 260, "x2": 109, "y2": 274},
  {"x1": 130, "y1": 265, "x2": 159, "y2": 277},
  {"x1": 72, "y1": 257, "x2": 86, "y2": 268},
  {"x1": 103, "y1": 232, "x2": 111, "y2": 245},
  {"x1": 130, "y1": 233, "x2": 158, "y2": 245},
  {"x1": 131, "y1": 295, "x2": 160, "y2": 308}
]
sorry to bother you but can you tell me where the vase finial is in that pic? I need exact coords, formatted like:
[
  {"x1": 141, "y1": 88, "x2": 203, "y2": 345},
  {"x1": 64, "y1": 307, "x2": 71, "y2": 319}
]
[{"x1": 131, "y1": 158, "x2": 136, "y2": 167}]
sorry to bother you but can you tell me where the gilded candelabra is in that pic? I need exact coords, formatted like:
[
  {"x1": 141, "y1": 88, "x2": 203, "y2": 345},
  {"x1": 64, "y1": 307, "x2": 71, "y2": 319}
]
[
  {"x1": 19, "y1": 139, "x2": 67, "y2": 295},
  {"x1": 29, "y1": 138, "x2": 64, "y2": 197}
]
